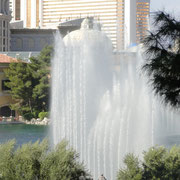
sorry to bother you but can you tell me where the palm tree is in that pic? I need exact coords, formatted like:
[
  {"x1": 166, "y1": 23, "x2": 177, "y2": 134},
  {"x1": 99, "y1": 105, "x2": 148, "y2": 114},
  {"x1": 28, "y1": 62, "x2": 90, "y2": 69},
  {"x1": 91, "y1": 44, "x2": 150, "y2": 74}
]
[{"x1": 143, "y1": 11, "x2": 180, "y2": 108}]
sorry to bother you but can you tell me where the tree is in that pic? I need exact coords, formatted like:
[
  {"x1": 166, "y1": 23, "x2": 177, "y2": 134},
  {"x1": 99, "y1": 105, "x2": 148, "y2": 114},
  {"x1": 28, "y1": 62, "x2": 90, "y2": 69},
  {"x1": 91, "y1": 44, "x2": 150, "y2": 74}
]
[
  {"x1": 4, "y1": 46, "x2": 53, "y2": 119},
  {"x1": 143, "y1": 11, "x2": 180, "y2": 108},
  {"x1": 117, "y1": 154, "x2": 142, "y2": 180},
  {"x1": 117, "y1": 146, "x2": 180, "y2": 180},
  {"x1": 0, "y1": 140, "x2": 88, "y2": 180},
  {"x1": 40, "y1": 141, "x2": 87, "y2": 180}
]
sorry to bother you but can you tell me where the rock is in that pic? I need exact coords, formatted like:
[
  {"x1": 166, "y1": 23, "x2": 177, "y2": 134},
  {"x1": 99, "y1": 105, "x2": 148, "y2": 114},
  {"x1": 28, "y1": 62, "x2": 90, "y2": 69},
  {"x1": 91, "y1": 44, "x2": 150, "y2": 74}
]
[
  {"x1": 19, "y1": 116, "x2": 23, "y2": 121},
  {"x1": 37, "y1": 118, "x2": 41, "y2": 121}
]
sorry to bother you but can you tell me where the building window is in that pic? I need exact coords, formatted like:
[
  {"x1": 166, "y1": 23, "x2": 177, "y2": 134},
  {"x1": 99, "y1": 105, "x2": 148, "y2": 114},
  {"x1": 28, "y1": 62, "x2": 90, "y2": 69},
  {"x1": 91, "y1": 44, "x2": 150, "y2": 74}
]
[
  {"x1": 3, "y1": 38, "x2": 5, "y2": 45},
  {"x1": 3, "y1": 21, "x2": 5, "y2": 28},
  {"x1": 2, "y1": 80, "x2": 10, "y2": 91},
  {"x1": 40, "y1": 38, "x2": 47, "y2": 48},
  {"x1": 28, "y1": 38, "x2": 35, "y2": 49},
  {"x1": 16, "y1": 38, "x2": 23, "y2": 49},
  {"x1": 6, "y1": 23, "x2": 8, "y2": 35}
]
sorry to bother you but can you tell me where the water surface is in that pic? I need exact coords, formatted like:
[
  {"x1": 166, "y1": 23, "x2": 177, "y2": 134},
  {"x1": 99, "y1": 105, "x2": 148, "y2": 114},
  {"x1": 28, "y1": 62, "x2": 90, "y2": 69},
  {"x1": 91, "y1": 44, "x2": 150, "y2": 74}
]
[{"x1": 0, "y1": 124, "x2": 48, "y2": 147}]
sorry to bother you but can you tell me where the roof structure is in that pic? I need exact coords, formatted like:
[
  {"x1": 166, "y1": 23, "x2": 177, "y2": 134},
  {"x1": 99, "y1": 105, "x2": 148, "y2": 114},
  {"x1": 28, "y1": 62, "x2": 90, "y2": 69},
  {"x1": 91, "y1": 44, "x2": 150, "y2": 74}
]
[
  {"x1": 59, "y1": 18, "x2": 85, "y2": 27},
  {"x1": 0, "y1": 52, "x2": 40, "y2": 62},
  {"x1": 0, "y1": 54, "x2": 19, "y2": 63}
]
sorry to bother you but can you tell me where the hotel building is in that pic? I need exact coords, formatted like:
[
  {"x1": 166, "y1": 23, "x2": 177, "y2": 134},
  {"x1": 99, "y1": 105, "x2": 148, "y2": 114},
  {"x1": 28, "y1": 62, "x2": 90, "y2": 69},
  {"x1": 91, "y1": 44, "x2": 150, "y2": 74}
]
[
  {"x1": 9, "y1": 0, "x2": 150, "y2": 50},
  {"x1": 0, "y1": 0, "x2": 11, "y2": 51}
]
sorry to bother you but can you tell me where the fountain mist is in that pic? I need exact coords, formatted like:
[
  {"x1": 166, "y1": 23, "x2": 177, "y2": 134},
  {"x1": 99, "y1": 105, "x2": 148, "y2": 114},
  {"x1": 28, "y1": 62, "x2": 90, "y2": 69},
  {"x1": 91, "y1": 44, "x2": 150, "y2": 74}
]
[{"x1": 51, "y1": 18, "x2": 180, "y2": 180}]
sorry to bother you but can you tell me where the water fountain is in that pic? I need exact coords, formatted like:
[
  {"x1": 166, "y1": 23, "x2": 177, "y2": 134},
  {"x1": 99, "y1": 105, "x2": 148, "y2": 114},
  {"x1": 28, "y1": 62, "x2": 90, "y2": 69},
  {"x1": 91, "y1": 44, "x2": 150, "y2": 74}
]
[{"x1": 51, "y1": 18, "x2": 180, "y2": 179}]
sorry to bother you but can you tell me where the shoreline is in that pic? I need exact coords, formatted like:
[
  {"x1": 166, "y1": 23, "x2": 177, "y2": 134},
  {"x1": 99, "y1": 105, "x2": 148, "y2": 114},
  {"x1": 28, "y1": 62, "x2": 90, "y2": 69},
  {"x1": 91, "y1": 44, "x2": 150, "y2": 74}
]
[
  {"x1": 0, "y1": 117, "x2": 50, "y2": 126},
  {"x1": 0, "y1": 121, "x2": 25, "y2": 125}
]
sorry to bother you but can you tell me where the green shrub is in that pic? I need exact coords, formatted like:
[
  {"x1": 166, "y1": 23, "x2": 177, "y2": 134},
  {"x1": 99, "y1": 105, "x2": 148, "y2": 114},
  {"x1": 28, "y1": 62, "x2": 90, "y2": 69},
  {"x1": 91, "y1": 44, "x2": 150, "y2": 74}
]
[
  {"x1": 0, "y1": 139, "x2": 87, "y2": 180},
  {"x1": 32, "y1": 111, "x2": 39, "y2": 119},
  {"x1": 0, "y1": 140, "x2": 16, "y2": 180},
  {"x1": 40, "y1": 141, "x2": 86, "y2": 180},
  {"x1": 38, "y1": 112, "x2": 49, "y2": 120},
  {"x1": 117, "y1": 154, "x2": 142, "y2": 180},
  {"x1": 23, "y1": 112, "x2": 34, "y2": 121},
  {"x1": 117, "y1": 146, "x2": 180, "y2": 180}
]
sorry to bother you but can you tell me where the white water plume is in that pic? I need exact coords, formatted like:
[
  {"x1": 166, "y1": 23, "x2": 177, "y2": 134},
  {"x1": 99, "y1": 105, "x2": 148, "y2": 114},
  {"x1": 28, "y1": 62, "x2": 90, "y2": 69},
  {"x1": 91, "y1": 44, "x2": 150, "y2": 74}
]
[{"x1": 51, "y1": 18, "x2": 180, "y2": 180}]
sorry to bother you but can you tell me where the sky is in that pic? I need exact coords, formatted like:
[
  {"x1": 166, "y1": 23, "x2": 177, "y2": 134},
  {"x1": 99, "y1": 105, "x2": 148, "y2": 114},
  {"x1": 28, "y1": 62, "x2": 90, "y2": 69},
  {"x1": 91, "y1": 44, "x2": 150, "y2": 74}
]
[{"x1": 151, "y1": 0, "x2": 180, "y2": 17}]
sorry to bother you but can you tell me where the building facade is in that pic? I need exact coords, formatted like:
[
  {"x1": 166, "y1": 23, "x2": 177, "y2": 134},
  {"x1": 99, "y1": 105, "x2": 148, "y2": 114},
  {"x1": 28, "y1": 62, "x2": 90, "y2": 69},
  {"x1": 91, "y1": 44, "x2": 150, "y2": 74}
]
[
  {"x1": 10, "y1": 0, "x2": 150, "y2": 50},
  {"x1": 0, "y1": 0, "x2": 11, "y2": 52},
  {"x1": 136, "y1": 0, "x2": 150, "y2": 44},
  {"x1": 10, "y1": 29, "x2": 55, "y2": 51},
  {"x1": 0, "y1": 54, "x2": 18, "y2": 118}
]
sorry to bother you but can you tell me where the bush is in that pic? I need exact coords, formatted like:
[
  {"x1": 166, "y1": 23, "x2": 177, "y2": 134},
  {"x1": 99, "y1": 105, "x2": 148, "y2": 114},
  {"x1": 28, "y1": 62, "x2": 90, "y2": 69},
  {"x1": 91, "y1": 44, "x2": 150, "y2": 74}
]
[
  {"x1": 117, "y1": 154, "x2": 142, "y2": 180},
  {"x1": 0, "y1": 140, "x2": 16, "y2": 180},
  {"x1": 0, "y1": 140, "x2": 88, "y2": 180},
  {"x1": 23, "y1": 112, "x2": 34, "y2": 121},
  {"x1": 38, "y1": 112, "x2": 49, "y2": 120},
  {"x1": 40, "y1": 141, "x2": 86, "y2": 180},
  {"x1": 117, "y1": 146, "x2": 180, "y2": 180}
]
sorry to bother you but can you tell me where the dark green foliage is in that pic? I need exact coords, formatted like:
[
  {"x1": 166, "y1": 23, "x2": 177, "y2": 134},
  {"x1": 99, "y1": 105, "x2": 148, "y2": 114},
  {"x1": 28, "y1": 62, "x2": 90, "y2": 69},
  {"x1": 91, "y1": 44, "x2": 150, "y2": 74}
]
[
  {"x1": 143, "y1": 11, "x2": 180, "y2": 108},
  {"x1": 0, "y1": 140, "x2": 87, "y2": 180},
  {"x1": 23, "y1": 112, "x2": 34, "y2": 121},
  {"x1": 4, "y1": 46, "x2": 53, "y2": 119},
  {"x1": 117, "y1": 146, "x2": 180, "y2": 180}
]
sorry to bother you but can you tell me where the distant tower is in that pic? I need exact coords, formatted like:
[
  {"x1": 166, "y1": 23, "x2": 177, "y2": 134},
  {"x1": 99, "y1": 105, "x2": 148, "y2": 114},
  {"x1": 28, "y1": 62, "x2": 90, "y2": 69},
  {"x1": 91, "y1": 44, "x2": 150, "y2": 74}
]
[
  {"x1": 136, "y1": 0, "x2": 150, "y2": 45},
  {"x1": 123, "y1": 0, "x2": 150, "y2": 49},
  {"x1": 9, "y1": 0, "x2": 20, "y2": 21},
  {"x1": 40, "y1": 0, "x2": 150, "y2": 50},
  {"x1": 10, "y1": 0, "x2": 43, "y2": 28},
  {"x1": 0, "y1": 0, "x2": 11, "y2": 51},
  {"x1": 9, "y1": 0, "x2": 150, "y2": 50}
]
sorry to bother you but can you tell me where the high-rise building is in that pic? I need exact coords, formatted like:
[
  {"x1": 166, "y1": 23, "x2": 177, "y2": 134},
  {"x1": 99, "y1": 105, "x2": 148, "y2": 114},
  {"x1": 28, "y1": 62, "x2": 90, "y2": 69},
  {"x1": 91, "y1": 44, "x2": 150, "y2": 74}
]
[
  {"x1": 9, "y1": 0, "x2": 21, "y2": 21},
  {"x1": 0, "y1": 0, "x2": 11, "y2": 52},
  {"x1": 10, "y1": 0, "x2": 150, "y2": 50},
  {"x1": 10, "y1": 0, "x2": 42, "y2": 28},
  {"x1": 136, "y1": 0, "x2": 150, "y2": 44}
]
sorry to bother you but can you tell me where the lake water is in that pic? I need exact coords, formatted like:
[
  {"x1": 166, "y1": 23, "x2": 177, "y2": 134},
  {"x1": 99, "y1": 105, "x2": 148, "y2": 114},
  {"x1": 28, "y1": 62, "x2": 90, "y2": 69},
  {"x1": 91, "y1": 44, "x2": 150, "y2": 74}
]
[
  {"x1": 0, "y1": 124, "x2": 180, "y2": 149},
  {"x1": 0, "y1": 124, "x2": 48, "y2": 147}
]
